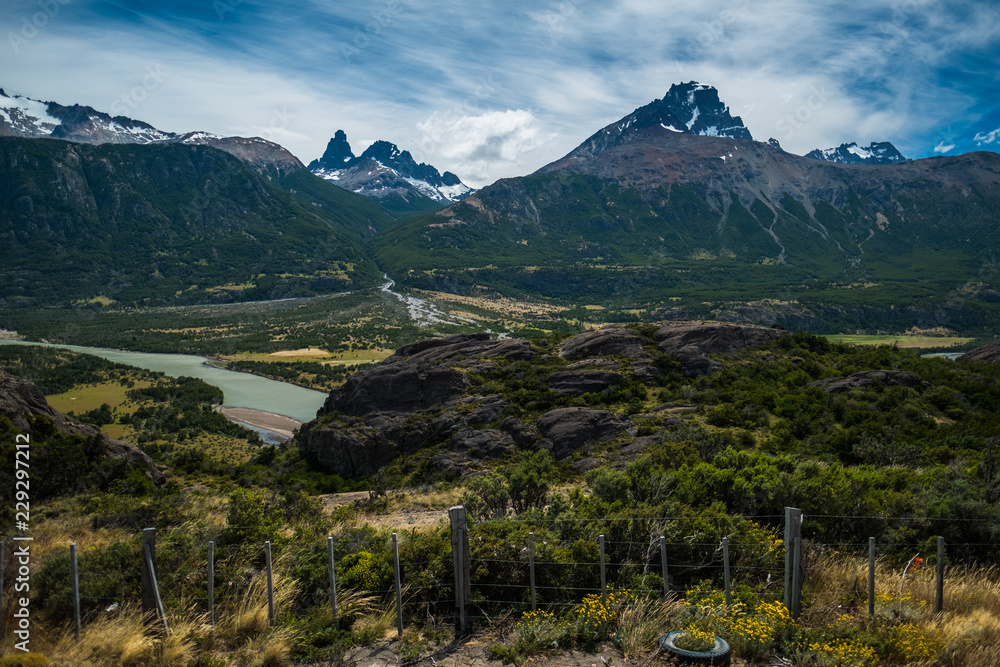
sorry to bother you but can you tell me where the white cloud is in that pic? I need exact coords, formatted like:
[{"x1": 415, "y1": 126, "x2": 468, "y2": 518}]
[
  {"x1": 415, "y1": 109, "x2": 558, "y2": 186},
  {"x1": 2, "y1": 0, "x2": 996, "y2": 186},
  {"x1": 974, "y1": 128, "x2": 1000, "y2": 145},
  {"x1": 934, "y1": 141, "x2": 956, "y2": 153}
]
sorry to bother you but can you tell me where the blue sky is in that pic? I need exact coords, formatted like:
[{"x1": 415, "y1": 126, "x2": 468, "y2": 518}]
[{"x1": 2, "y1": 0, "x2": 998, "y2": 187}]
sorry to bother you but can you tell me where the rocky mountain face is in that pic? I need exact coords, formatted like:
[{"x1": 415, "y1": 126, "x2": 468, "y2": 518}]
[
  {"x1": 309, "y1": 129, "x2": 473, "y2": 211},
  {"x1": 0, "y1": 89, "x2": 302, "y2": 176},
  {"x1": 0, "y1": 137, "x2": 390, "y2": 307},
  {"x1": 372, "y1": 83, "x2": 1000, "y2": 333},
  {"x1": 298, "y1": 322, "x2": 784, "y2": 479},
  {"x1": 806, "y1": 141, "x2": 908, "y2": 165},
  {"x1": 568, "y1": 81, "x2": 752, "y2": 159},
  {"x1": 0, "y1": 370, "x2": 164, "y2": 484}
]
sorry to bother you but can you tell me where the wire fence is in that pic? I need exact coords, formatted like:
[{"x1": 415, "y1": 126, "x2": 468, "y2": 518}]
[{"x1": 1, "y1": 507, "x2": 996, "y2": 639}]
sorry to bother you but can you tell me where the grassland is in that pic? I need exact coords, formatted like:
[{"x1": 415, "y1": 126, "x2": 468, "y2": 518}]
[
  {"x1": 824, "y1": 334, "x2": 975, "y2": 348},
  {"x1": 47, "y1": 379, "x2": 154, "y2": 415}
]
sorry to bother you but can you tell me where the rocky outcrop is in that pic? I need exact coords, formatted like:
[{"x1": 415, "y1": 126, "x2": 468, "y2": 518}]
[
  {"x1": 301, "y1": 413, "x2": 431, "y2": 478},
  {"x1": 0, "y1": 371, "x2": 164, "y2": 484},
  {"x1": 654, "y1": 321, "x2": 785, "y2": 375},
  {"x1": 559, "y1": 328, "x2": 657, "y2": 378},
  {"x1": 302, "y1": 333, "x2": 538, "y2": 478},
  {"x1": 561, "y1": 328, "x2": 651, "y2": 362},
  {"x1": 299, "y1": 323, "x2": 790, "y2": 479},
  {"x1": 387, "y1": 333, "x2": 536, "y2": 365},
  {"x1": 320, "y1": 364, "x2": 468, "y2": 416},
  {"x1": 958, "y1": 342, "x2": 1000, "y2": 363},
  {"x1": 547, "y1": 371, "x2": 623, "y2": 396},
  {"x1": 808, "y1": 370, "x2": 928, "y2": 394},
  {"x1": 536, "y1": 407, "x2": 635, "y2": 459},
  {"x1": 450, "y1": 428, "x2": 516, "y2": 459}
]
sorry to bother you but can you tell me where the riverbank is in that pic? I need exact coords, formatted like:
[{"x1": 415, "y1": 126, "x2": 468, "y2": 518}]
[{"x1": 218, "y1": 406, "x2": 304, "y2": 441}]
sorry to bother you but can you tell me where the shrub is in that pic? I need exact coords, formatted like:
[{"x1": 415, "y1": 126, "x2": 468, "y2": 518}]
[{"x1": 221, "y1": 488, "x2": 282, "y2": 546}]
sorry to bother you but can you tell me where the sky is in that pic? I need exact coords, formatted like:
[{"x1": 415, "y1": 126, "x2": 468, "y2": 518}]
[{"x1": 2, "y1": 0, "x2": 999, "y2": 188}]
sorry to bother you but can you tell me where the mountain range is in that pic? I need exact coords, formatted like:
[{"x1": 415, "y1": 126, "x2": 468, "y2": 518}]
[
  {"x1": 2, "y1": 81, "x2": 1000, "y2": 333},
  {"x1": 0, "y1": 88, "x2": 303, "y2": 177},
  {"x1": 309, "y1": 130, "x2": 474, "y2": 212},
  {"x1": 373, "y1": 82, "x2": 1000, "y2": 332}
]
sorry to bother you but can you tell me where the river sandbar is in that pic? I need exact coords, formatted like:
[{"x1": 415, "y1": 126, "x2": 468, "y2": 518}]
[{"x1": 218, "y1": 407, "x2": 304, "y2": 440}]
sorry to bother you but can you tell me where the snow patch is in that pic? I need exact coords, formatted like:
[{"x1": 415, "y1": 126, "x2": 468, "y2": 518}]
[
  {"x1": 0, "y1": 94, "x2": 62, "y2": 136},
  {"x1": 686, "y1": 106, "x2": 700, "y2": 130},
  {"x1": 660, "y1": 123, "x2": 683, "y2": 133}
]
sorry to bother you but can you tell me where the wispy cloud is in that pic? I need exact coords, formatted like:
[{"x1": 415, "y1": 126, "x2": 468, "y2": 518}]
[
  {"x1": 1, "y1": 0, "x2": 997, "y2": 185},
  {"x1": 974, "y1": 128, "x2": 1000, "y2": 146},
  {"x1": 934, "y1": 141, "x2": 956, "y2": 153}
]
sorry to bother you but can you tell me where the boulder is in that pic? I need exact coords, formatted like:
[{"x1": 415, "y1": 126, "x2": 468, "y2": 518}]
[
  {"x1": 299, "y1": 413, "x2": 430, "y2": 478},
  {"x1": 428, "y1": 451, "x2": 473, "y2": 479},
  {"x1": 808, "y1": 370, "x2": 928, "y2": 393},
  {"x1": 450, "y1": 428, "x2": 516, "y2": 459},
  {"x1": 460, "y1": 395, "x2": 510, "y2": 425},
  {"x1": 498, "y1": 417, "x2": 540, "y2": 450},
  {"x1": 0, "y1": 371, "x2": 164, "y2": 484},
  {"x1": 654, "y1": 321, "x2": 785, "y2": 376},
  {"x1": 320, "y1": 364, "x2": 468, "y2": 416},
  {"x1": 536, "y1": 407, "x2": 635, "y2": 459},
  {"x1": 547, "y1": 371, "x2": 622, "y2": 396},
  {"x1": 618, "y1": 435, "x2": 662, "y2": 458},
  {"x1": 958, "y1": 342, "x2": 1000, "y2": 363},
  {"x1": 561, "y1": 327, "x2": 651, "y2": 361},
  {"x1": 559, "y1": 327, "x2": 658, "y2": 378},
  {"x1": 387, "y1": 333, "x2": 536, "y2": 364}
]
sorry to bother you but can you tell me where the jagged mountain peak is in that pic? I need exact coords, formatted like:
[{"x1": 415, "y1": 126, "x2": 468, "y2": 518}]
[
  {"x1": 566, "y1": 81, "x2": 753, "y2": 159},
  {"x1": 312, "y1": 129, "x2": 355, "y2": 168},
  {"x1": 310, "y1": 130, "x2": 474, "y2": 207},
  {"x1": 657, "y1": 81, "x2": 752, "y2": 139},
  {"x1": 806, "y1": 141, "x2": 907, "y2": 165}
]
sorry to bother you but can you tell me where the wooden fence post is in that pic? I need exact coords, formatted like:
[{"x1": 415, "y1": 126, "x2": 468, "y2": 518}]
[
  {"x1": 784, "y1": 508, "x2": 803, "y2": 611},
  {"x1": 142, "y1": 538, "x2": 169, "y2": 634},
  {"x1": 868, "y1": 537, "x2": 876, "y2": 617},
  {"x1": 660, "y1": 535, "x2": 669, "y2": 597},
  {"x1": 208, "y1": 540, "x2": 215, "y2": 626},
  {"x1": 449, "y1": 506, "x2": 471, "y2": 634},
  {"x1": 791, "y1": 535, "x2": 803, "y2": 618},
  {"x1": 70, "y1": 543, "x2": 81, "y2": 641},
  {"x1": 722, "y1": 537, "x2": 732, "y2": 608},
  {"x1": 141, "y1": 528, "x2": 157, "y2": 620},
  {"x1": 599, "y1": 534, "x2": 606, "y2": 603},
  {"x1": 528, "y1": 532, "x2": 537, "y2": 611},
  {"x1": 265, "y1": 541, "x2": 275, "y2": 625},
  {"x1": 393, "y1": 533, "x2": 403, "y2": 638},
  {"x1": 328, "y1": 536, "x2": 339, "y2": 629},
  {"x1": 936, "y1": 536, "x2": 945, "y2": 613}
]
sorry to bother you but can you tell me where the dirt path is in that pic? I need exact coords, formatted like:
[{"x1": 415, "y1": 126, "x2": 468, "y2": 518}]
[
  {"x1": 320, "y1": 492, "x2": 450, "y2": 531},
  {"x1": 330, "y1": 636, "x2": 639, "y2": 667}
]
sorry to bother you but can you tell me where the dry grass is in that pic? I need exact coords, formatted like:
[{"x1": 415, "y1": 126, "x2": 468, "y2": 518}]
[
  {"x1": 39, "y1": 603, "x2": 201, "y2": 667},
  {"x1": 927, "y1": 609, "x2": 1000, "y2": 667},
  {"x1": 351, "y1": 601, "x2": 399, "y2": 644},
  {"x1": 395, "y1": 487, "x2": 463, "y2": 511},
  {"x1": 906, "y1": 565, "x2": 1000, "y2": 616},
  {"x1": 616, "y1": 595, "x2": 684, "y2": 659},
  {"x1": 220, "y1": 559, "x2": 297, "y2": 644},
  {"x1": 802, "y1": 551, "x2": 1000, "y2": 667},
  {"x1": 20, "y1": 504, "x2": 129, "y2": 563}
]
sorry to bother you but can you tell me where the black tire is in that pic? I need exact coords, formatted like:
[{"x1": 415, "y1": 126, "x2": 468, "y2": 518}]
[{"x1": 658, "y1": 631, "x2": 732, "y2": 666}]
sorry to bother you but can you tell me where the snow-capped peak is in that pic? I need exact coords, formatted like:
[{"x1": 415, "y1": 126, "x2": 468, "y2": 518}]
[
  {"x1": 806, "y1": 141, "x2": 908, "y2": 165},
  {"x1": 579, "y1": 81, "x2": 753, "y2": 155},
  {"x1": 308, "y1": 130, "x2": 475, "y2": 205}
]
